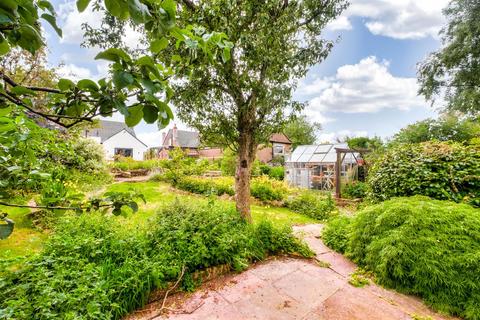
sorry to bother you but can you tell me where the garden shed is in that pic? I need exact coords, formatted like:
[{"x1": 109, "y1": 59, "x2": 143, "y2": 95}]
[{"x1": 285, "y1": 143, "x2": 362, "y2": 191}]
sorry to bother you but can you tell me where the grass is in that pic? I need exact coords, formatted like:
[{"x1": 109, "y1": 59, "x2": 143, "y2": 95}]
[
  {"x1": 106, "y1": 181, "x2": 317, "y2": 227},
  {"x1": 0, "y1": 202, "x2": 47, "y2": 269},
  {"x1": 0, "y1": 180, "x2": 316, "y2": 271}
]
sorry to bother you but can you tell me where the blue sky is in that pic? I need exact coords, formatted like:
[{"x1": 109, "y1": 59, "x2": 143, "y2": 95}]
[{"x1": 44, "y1": 0, "x2": 449, "y2": 146}]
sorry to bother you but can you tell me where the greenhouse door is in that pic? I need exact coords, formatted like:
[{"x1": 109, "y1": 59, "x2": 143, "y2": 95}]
[{"x1": 299, "y1": 169, "x2": 310, "y2": 189}]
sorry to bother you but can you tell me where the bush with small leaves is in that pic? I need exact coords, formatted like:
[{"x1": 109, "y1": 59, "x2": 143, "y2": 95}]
[{"x1": 323, "y1": 196, "x2": 480, "y2": 319}]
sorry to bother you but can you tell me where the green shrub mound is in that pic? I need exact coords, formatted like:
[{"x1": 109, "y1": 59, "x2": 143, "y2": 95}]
[
  {"x1": 174, "y1": 176, "x2": 289, "y2": 202},
  {"x1": 0, "y1": 201, "x2": 311, "y2": 320},
  {"x1": 250, "y1": 176, "x2": 289, "y2": 201},
  {"x1": 259, "y1": 165, "x2": 285, "y2": 181},
  {"x1": 322, "y1": 197, "x2": 480, "y2": 319},
  {"x1": 176, "y1": 176, "x2": 235, "y2": 196},
  {"x1": 367, "y1": 141, "x2": 480, "y2": 207},
  {"x1": 321, "y1": 215, "x2": 351, "y2": 252},
  {"x1": 286, "y1": 191, "x2": 336, "y2": 220}
]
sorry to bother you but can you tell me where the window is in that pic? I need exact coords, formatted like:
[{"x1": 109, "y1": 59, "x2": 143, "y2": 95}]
[
  {"x1": 273, "y1": 144, "x2": 285, "y2": 155},
  {"x1": 114, "y1": 148, "x2": 133, "y2": 158}
]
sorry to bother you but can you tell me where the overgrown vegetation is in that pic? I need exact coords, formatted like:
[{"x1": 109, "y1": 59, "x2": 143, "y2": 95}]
[
  {"x1": 322, "y1": 197, "x2": 480, "y2": 319},
  {"x1": 0, "y1": 113, "x2": 110, "y2": 198},
  {"x1": 109, "y1": 157, "x2": 163, "y2": 171},
  {"x1": 0, "y1": 201, "x2": 311, "y2": 319},
  {"x1": 259, "y1": 164, "x2": 285, "y2": 181},
  {"x1": 342, "y1": 181, "x2": 367, "y2": 199},
  {"x1": 367, "y1": 141, "x2": 480, "y2": 206},
  {"x1": 286, "y1": 191, "x2": 336, "y2": 220}
]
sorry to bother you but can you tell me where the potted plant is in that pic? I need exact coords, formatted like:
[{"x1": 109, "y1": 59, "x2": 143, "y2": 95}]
[{"x1": 0, "y1": 213, "x2": 14, "y2": 240}]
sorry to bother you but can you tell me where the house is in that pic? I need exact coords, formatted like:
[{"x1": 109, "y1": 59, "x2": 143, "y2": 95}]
[
  {"x1": 256, "y1": 133, "x2": 292, "y2": 164},
  {"x1": 83, "y1": 120, "x2": 148, "y2": 161},
  {"x1": 285, "y1": 143, "x2": 361, "y2": 190},
  {"x1": 156, "y1": 125, "x2": 291, "y2": 163}
]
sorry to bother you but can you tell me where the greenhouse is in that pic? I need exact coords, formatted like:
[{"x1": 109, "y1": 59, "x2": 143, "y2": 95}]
[{"x1": 285, "y1": 143, "x2": 363, "y2": 191}]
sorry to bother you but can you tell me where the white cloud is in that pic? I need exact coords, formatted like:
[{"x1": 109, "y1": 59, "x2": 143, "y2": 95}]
[
  {"x1": 57, "y1": 63, "x2": 93, "y2": 80},
  {"x1": 137, "y1": 131, "x2": 164, "y2": 148},
  {"x1": 58, "y1": 1, "x2": 103, "y2": 44},
  {"x1": 299, "y1": 56, "x2": 425, "y2": 116},
  {"x1": 318, "y1": 130, "x2": 369, "y2": 144},
  {"x1": 328, "y1": 0, "x2": 449, "y2": 39}
]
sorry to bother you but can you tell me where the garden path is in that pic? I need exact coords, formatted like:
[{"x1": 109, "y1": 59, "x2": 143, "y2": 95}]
[{"x1": 137, "y1": 224, "x2": 456, "y2": 320}]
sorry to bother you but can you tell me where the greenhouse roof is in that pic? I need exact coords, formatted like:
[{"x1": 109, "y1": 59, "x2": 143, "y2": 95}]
[{"x1": 286, "y1": 143, "x2": 359, "y2": 164}]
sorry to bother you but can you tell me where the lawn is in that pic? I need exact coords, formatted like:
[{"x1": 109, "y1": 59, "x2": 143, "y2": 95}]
[
  {"x1": 1, "y1": 181, "x2": 316, "y2": 270},
  {"x1": 106, "y1": 181, "x2": 317, "y2": 227}
]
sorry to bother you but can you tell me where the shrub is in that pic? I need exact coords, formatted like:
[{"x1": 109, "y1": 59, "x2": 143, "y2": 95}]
[
  {"x1": 323, "y1": 196, "x2": 480, "y2": 319},
  {"x1": 250, "y1": 176, "x2": 289, "y2": 201},
  {"x1": 342, "y1": 181, "x2": 367, "y2": 199},
  {"x1": 176, "y1": 176, "x2": 235, "y2": 196},
  {"x1": 259, "y1": 165, "x2": 285, "y2": 180},
  {"x1": 286, "y1": 191, "x2": 336, "y2": 220},
  {"x1": 321, "y1": 215, "x2": 351, "y2": 253},
  {"x1": 0, "y1": 201, "x2": 311, "y2": 319},
  {"x1": 175, "y1": 175, "x2": 289, "y2": 202},
  {"x1": 110, "y1": 157, "x2": 163, "y2": 171},
  {"x1": 367, "y1": 141, "x2": 480, "y2": 207}
]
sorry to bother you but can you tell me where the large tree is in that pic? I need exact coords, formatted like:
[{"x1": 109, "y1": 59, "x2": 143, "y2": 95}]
[
  {"x1": 390, "y1": 113, "x2": 480, "y2": 145},
  {"x1": 284, "y1": 115, "x2": 322, "y2": 149},
  {"x1": 418, "y1": 0, "x2": 480, "y2": 116},
  {"x1": 166, "y1": 0, "x2": 347, "y2": 221}
]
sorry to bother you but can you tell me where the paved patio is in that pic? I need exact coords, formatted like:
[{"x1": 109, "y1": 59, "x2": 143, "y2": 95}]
[{"x1": 134, "y1": 224, "x2": 456, "y2": 320}]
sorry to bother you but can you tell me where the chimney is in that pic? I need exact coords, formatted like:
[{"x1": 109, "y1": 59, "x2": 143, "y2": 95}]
[
  {"x1": 162, "y1": 132, "x2": 166, "y2": 146},
  {"x1": 172, "y1": 124, "x2": 178, "y2": 146}
]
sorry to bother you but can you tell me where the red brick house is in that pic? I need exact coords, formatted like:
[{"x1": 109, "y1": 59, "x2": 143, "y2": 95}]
[{"x1": 156, "y1": 125, "x2": 291, "y2": 163}]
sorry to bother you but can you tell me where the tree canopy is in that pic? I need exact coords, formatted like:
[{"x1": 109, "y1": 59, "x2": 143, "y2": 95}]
[
  {"x1": 0, "y1": 0, "x2": 232, "y2": 129},
  {"x1": 284, "y1": 115, "x2": 322, "y2": 149},
  {"x1": 390, "y1": 113, "x2": 480, "y2": 145},
  {"x1": 418, "y1": 0, "x2": 480, "y2": 116},
  {"x1": 159, "y1": 0, "x2": 347, "y2": 220}
]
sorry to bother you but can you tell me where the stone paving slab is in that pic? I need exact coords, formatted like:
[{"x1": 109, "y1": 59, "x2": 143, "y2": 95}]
[{"x1": 137, "y1": 224, "x2": 458, "y2": 320}]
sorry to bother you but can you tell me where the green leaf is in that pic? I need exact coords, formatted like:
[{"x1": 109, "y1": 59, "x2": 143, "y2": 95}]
[
  {"x1": 127, "y1": 201, "x2": 139, "y2": 212},
  {"x1": 105, "y1": 0, "x2": 129, "y2": 20},
  {"x1": 95, "y1": 48, "x2": 131, "y2": 63},
  {"x1": 150, "y1": 38, "x2": 168, "y2": 53},
  {"x1": 38, "y1": 0, "x2": 55, "y2": 14},
  {"x1": 0, "y1": 107, "x2": 11, "y2": 117},
  {"x1": 0, "y1": 0, "x2": 18, "y2": 13},
  {"x1": 17, "y1": 24, "x2": 43, "y2": 54},
  {"x1": 125, "y1": 105, "x2": 143, "y2": 127},
  {"x1": 77, "y1": 79, "x2": 99, "y2": 91},
  {"x1": 113, "y1": 71, "x2": 134, "y2": 89},
  {"x1": 0, "y1": 39, "x2": 9, "y2": 56},
  {"x1": 10, "y1": 86, "x2": 35, "y2": 96},
  {"x1": 161, "y1": 0, "x2": 176, "y2": 18},
  {"x1": 41, "y1": 13, "x2": 62, "y2": 37},
  {"x1": 127, "y1": 0, "x2": 151, "y2": 24},
  {"x1": 222, "y1": 47, "x2": 231, "y2": 63},
  {"x1": 58, "y1": 79, "x2": 75, "y2": 91},
  {"x1": 142, "y1": 104, "x2": 158, "y2": 124},
  {"x1": 136, "y1": 55, "x2": 155, "y2": 68},
  {"x1": 76, "y1": 0, "x2": 91, "y2": 12}
]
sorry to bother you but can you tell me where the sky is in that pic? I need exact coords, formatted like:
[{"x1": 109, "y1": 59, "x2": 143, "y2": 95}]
[{"x1": 43, "y1": 0, "x2": 450, "y2": 146}]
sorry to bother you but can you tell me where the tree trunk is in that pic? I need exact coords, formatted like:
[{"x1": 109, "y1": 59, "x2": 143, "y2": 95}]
[{"x1": 235, "y1": 130, "x2": 256, "y2": 223}]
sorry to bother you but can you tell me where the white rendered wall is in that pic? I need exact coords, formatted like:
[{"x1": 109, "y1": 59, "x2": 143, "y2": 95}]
[{"x1": 102, "y1": 130, "x2": 147, "y2": 161}]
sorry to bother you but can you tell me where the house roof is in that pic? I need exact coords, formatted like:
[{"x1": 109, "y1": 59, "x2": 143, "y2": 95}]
[
  {"x1": 86, "y1": 120, "x2": 137, "y2": 143},
  {"x1": 163, "y1": 129, "x2": 200, "y2": 148},
  {"x1": 270, "y1": 133, "x2": 291, "y2": 144},
  {"x1": 287, "y1": 143, "x2": 359, "y2": 164}
]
